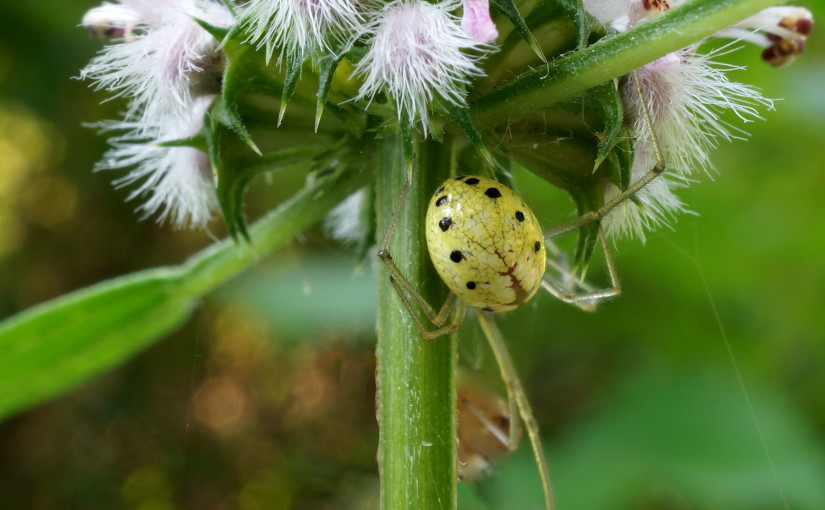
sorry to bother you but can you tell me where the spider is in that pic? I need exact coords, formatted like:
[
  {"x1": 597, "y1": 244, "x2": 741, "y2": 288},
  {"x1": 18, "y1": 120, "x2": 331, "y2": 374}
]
[{"x1": 377, "y1": 73, "x2": 665, "y2": 510}]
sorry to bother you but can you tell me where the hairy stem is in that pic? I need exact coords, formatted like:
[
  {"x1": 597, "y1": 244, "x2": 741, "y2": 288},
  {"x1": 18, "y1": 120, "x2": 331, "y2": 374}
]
[
  {"x1": 471, "y1": 0, "x2": 779, "y2": 128},
  {"x1": 375, "y1": 136, "x2": 457, "y2": 510}
]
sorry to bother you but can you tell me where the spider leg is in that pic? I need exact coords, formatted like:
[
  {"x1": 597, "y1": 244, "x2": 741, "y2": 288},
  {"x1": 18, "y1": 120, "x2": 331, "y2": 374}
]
[
  {"x1": 545, "y1": 70, "x2": 667, "y2": 239},
  {"x1": 542, "y1": 224, "x2": 621, "y2": 311},
  {"x1": 477, "y1": 311, "x2": 556, "y2": 510}
]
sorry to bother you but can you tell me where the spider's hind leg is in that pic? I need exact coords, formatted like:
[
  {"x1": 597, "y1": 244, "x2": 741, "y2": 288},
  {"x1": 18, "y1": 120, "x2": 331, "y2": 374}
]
[
  {"x1": 476, "y1": 311, "x2": 556, "y2": 510},
  {"x1": 542, "y1": 224, "x2": 621, "y2": 312}
]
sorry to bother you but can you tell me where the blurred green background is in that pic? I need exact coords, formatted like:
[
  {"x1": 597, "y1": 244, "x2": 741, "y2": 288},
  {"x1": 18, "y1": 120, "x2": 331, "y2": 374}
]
[{"x1": 1, "y1": 1, "x2": 824, "y2": 509}]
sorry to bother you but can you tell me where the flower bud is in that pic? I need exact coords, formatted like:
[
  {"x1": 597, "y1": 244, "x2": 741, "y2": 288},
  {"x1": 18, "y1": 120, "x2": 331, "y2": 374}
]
[{"x1": 82, "y1": 3, "x2": 140, "y2": 41}]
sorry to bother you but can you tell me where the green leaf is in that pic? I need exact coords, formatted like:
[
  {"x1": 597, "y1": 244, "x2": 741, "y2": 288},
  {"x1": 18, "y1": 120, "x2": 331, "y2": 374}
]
[
  {"x1": 553, "y1": 0, "x2": 590, "y2": 49},
  {"x1": 279, "y1": 52, "x2": 304, "y2": 126},
  {"x1": 497, "y1": 82, "x2": 623, "y2": 191},
  {"x1": 490, "y1": 0, "x2": 547, "y2": 63},
  {"x1": 219, "y1": 44, "x2": 271, "y2": 154},
  {"x1": 480, "y1": 0, "x2": 582, "y2": 92},
  {"x1": 207, "y1": 94, "x2": 343, "y2": 242},
  {"x1": 315, "y1": 52, "x2": 345, "y2": 130},
  {"x1": 192, "y1": 17, "x2": 229, "y2": 45},
  {"x1": 0, "y1": 269, "x2": 192, "y2": 423},
  {"x1": 590, "y1": 80, "x2": 624, "y2": 171},
  {"x1": 443, "y1": 106, "x2": 496, "y2": 169},
  {"x1": 206, "y1": 102, "x2": 256, "y2": 242},
  {"x1": 0, "y1": 165, "x2": 370, "y2": 422}
]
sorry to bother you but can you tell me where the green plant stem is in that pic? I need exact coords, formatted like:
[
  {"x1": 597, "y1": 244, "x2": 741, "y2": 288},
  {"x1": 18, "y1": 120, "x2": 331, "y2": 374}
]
[
  {"x1": 182, "y1": 166, "x2": 369, "y2": 295},
  {"x1": 471, "y1": 0, "x2": 779, "y2": 128},
  {"x1": 375, "y1": 137, "x2": 457, "y2": 510}
]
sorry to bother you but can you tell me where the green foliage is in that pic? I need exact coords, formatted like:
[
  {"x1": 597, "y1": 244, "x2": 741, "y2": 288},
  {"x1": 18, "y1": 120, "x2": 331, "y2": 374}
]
[
  {"x1": 0, "y1": 0, "x2": 823, "y2": 509},
  {"x1": 478, "y1": 369, "x2": 825, "y2": 509},
  {"x1": 0, "y1": 165, "x2": 368, "y2": 421},
  {"x1": 0, "y1": 267, "x2": 193, "y2": 421}
]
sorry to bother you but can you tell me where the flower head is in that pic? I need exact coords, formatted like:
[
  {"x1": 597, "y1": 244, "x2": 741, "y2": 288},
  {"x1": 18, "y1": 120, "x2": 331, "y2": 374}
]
[
  {"x1": 99, "y1": 96, "x2": 218, "y2": 229},
  {"x1": 81, "y1": 0, "x2": 234, "y2": 133},
  {"x1": 355, "y1": 0, "x2": 491, "y2": 133},
  {"x1": 81, "y1": 1, "x2": 232, "y2": 228},
  {"x1": 245, "y1": 0, "x2": 364, "y2": 62},
  {"x1": 584, "y1": 0, "x2": 782, "y2": 240}
]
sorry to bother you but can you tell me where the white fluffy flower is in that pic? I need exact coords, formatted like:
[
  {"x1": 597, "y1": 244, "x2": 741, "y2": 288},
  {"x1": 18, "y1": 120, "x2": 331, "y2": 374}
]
[
  {"x1": 355, "y1": 0, "x2": 490, "y2": 133},
  {"x1": 81, "y1": 0, "x2": 234, "y2": 133},
  {"x1": 584, "y1": 0, "x2": 777, "y2": 240},
  {"x1": 245, "y1": 0, "x2": 364, "y2": 62},
  {"x1": 81, "y1": 1, "x2": 234, "y2": 228},
  {"x1": 99, "y1": 96, "x2": 218, "y2": 229},
  {"x1": 325, "y1": 189, "x2": 367, "y2": 245}
]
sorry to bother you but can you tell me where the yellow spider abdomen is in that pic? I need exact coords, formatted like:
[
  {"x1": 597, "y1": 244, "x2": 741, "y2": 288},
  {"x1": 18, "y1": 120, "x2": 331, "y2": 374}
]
[{"x1": 425, "y1": 175, "x2": 546, "y2": 313}]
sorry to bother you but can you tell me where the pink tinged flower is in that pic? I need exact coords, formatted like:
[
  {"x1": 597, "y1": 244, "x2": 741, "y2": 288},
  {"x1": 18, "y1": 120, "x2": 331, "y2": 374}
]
[
  {"x1": 80, "y1": 0, "x2": 234, "y2": 134},
  {"x1": 646, "y1": 52, "x2": 680, "y2": 71},
  {"x1": 99, "y1": 96, "x2": 218, "y2": 229},
  {"x1": 581, "y1": 0, "x2": 781, "y2": 240},
  {"x1": 716, "y1": 6, "x2": 813, "y2": 67},
  {"x1": 82, "y1": 3, "x2": 140, "y2": 41},
  {"x1": 355, "y1": 0, "x2": 490, "y2": 133},
  {"x1": 461, "y1": 0, "x2": 498, "y2": 44}
]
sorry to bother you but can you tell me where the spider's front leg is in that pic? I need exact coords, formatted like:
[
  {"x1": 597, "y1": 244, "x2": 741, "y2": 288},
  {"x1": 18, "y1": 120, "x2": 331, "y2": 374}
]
[
  {"x1": 377, "y1": 173, "x2": 468, "y2": 339},
  {"x1": 546, "y1": 70, "x2": 668, "y2": 240}
]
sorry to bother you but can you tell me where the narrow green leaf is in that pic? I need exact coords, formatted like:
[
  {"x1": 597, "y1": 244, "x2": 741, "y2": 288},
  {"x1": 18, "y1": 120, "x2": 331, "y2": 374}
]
[
  {"x1": 497, "y1": 84, "x2": 623, "y2": 192},
  {"x1": 279, "y1": 52, "x2": 304, "y2": 126},
  {"x1": 192, "y1": 17, "x2": 230, "y2": 45},
  {"x1": 554, "y1": 0, "x2": 589, "y2": 49},
  {"x1": 0, "y1": 165, "x2": 370, "y2": 422},
  {"x1": 213, "y1": 94, "x2": 261, "y2": 155},
  {"x1": 206, "y1": 106, "x2": 251, "y2": 241},
  {"x1": 0, "y1": 269, "x2": 192, "y2": 423},
  {"x1": 587, "y1": 81, "x2": 624, "y2": 171},
  {"x1": 490, "y1": 0, "x2": 547, "y2": 63},
  {"x1": 219, "y1": 45, "x2": 267, "y2": 154},
  {"x1": 444, "y1": 106, "x2": 496, "y2": 169},
  {"x1": 315, "y1": 52, "x2": 345, "y2": 131}
]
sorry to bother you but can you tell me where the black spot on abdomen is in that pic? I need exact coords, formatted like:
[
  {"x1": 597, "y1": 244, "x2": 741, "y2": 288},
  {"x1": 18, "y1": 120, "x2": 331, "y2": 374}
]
[
  {"x1": 485, "y1": 188, "x2": 502, "y2": 198},
  {"x1": 439, "y1": 217, "x2": 453, "y2": 231}
]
